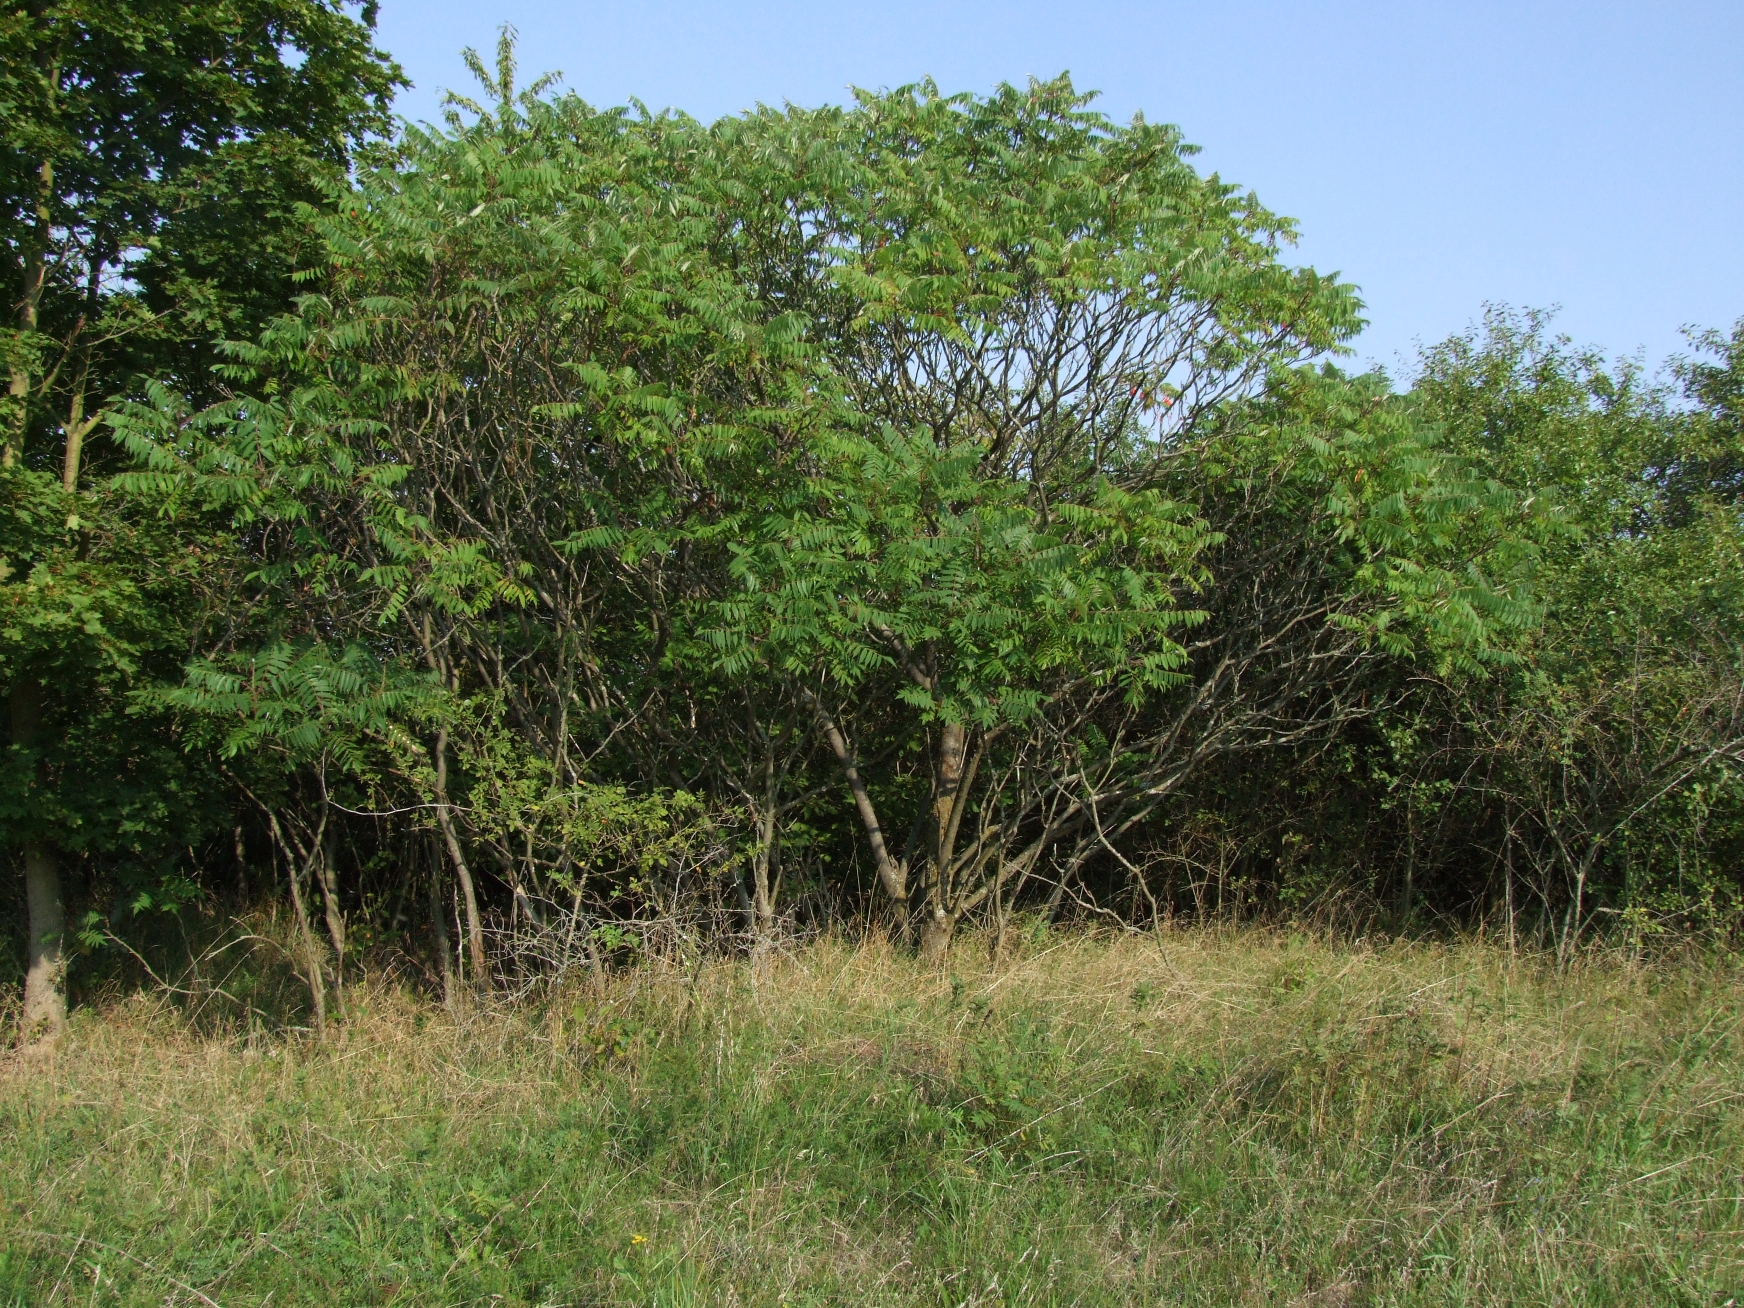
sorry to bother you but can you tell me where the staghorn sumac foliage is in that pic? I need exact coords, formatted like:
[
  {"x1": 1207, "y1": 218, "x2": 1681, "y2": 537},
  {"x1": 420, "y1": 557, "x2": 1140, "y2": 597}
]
[{"x1": 104, "y1": 39, "x2": 1547, "y2": 985}]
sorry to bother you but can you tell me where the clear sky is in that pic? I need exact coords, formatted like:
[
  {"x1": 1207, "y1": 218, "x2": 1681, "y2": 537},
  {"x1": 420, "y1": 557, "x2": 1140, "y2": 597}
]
[{"x1": 371, "y1": 0, "x2": 1742, "y2": 379}]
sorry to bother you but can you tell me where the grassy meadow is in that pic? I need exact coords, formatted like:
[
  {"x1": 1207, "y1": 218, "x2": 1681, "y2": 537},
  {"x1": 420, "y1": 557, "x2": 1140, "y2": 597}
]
[{"x1": 3, "y1": 927, "x2": 1742, "y2": 1306}]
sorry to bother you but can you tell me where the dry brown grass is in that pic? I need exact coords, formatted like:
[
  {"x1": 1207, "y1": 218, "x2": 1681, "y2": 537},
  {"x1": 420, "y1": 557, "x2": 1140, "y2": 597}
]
[{"x1": 4, "y1": 925, "x2": 1741, "y2": 1305}]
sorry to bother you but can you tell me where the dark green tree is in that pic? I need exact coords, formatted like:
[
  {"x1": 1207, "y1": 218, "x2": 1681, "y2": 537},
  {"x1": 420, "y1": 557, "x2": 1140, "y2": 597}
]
[{"x1": 1, "y1": 0, "x2": 400, "y2": 1039}]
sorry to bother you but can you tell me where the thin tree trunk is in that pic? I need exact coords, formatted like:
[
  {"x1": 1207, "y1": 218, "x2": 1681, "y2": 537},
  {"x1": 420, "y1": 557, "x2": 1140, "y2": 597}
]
[
  {"x1": 427, "y1": 838, "x2": 457, "y2": 1015},
  {"x1": 496, "y1": 843, "x2": 541, "y2": 930},
  {"x1": 732, "y1": 861, "x2": 755, "y2": 926},
  {"x1": 61, "y1": 374, "x2": 100, "y2": 494},
  {"x1": 12, "y1": 678, "x2": 64, "y2": 1041},
  {"x1": 233, "y1": 825, "x2": 249, "y2": 904},
  {"x1": 814, "y1": 707, "x2": 906, "y2": 902},
  {"x1": 991, "y1": 849, "x2": 1008, "y2": 963},
  {"x1": 748, "y1": 734, "x2": 781, "y2": 944},
  {"x1": 264, "y1": 809, "x2": 327, "y2": 1037},
  {"x1": 9, "y1": 155, "x2": 64, "y2": 1037},
  {"x1": 315, "y1": 828, "x2": 346, "y2": 1013},
  {"x1": 917, "y1": 721, "x2": 967, "y2": 963},
  {"x1": 5, "y1": 365, "x2": 28, "y2": 468},
  {"x1": 750, "y1": 807, "x2": 778, "y2": 944},
  {"x1": 414, "y1": 616, "x2": 485, "y2": 981},
  {"x1": 6, "y1": 160, "x2": 51, "y2": 467},
  {"x1": 432, "y1": 728, "x2": 485, "y2": 980},
  {"x1": 1504, "y1": 831, "x2": 1517, "y2": 957},
  {"x1": 517, "y1": 831, "x2": 544, "y2": 927},
  {"x1": 1558, "y1": 845, "x2": 1596, "y2": 973}
]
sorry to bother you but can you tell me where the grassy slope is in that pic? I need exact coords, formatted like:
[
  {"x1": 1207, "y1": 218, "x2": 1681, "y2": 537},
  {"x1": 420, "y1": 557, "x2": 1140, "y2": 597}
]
[{"x1": 2, "y1": 929, "x2": 1741, "y2": 1306}]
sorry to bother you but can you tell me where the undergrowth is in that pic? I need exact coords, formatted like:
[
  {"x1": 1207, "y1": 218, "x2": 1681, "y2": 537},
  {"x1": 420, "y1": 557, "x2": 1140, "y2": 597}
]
[{"x1": 3, "y1": 928, "x2": 1742, "y2": 1305}]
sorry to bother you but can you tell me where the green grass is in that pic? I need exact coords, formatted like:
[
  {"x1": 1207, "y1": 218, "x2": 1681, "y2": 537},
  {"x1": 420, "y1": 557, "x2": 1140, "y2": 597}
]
[{"x1": 4, "y1": 928, "x2": 1742, "y2": 1305}]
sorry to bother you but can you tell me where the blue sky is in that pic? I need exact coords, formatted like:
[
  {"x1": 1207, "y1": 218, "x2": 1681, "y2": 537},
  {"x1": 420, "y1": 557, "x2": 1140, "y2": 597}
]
[{"x1": 371, "y1": 1, "x2": 1742, "y2": 378}]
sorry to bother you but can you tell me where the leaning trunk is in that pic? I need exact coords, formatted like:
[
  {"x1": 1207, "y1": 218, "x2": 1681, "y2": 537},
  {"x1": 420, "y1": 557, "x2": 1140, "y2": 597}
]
[
  {"x1": 814, "y1": 706, "x2": 907, "y2": 902},
  {"x1": 433, "y1": 728, "x2": 486, "y2": 981},
  {"x1": 286, "y1": 848, "x2": 327, "y2": 1037},
  {"x1": 315, "y1": 829, "x2": 347, "y2": 1011},
  {"x1": 265, "y1": 809, "x2": 327, "y2": 1038}
]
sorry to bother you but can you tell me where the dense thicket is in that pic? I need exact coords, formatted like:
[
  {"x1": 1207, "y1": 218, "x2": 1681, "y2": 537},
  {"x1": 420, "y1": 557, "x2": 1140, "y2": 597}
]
[
  {"x1": 1, "y1": 0, "x2": 400, "y2": 1035},
  {"x1": 5, "y1": 30, "x2": 1741, "y2": 1035}
]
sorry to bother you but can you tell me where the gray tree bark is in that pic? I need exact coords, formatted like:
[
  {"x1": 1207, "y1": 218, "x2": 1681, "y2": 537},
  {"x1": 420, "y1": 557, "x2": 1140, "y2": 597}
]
[
  {"x1": 433, "y1": 728, "x2": 485, "y2": 980},
  {"x1": 12, "y1": 679, "x2": 65, "y2": 1041}
]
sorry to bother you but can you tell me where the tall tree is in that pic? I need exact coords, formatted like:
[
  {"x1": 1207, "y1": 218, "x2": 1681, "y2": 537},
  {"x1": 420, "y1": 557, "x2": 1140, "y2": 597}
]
[{"x1": 1, "y1": 0, "x2": 399, "y2": 1039}]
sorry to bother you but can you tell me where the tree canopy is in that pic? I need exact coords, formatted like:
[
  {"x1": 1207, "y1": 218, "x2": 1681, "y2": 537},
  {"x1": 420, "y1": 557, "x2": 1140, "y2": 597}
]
[{"x1": 6, "y1": 27, "x2": 1742, "y2": 1035}]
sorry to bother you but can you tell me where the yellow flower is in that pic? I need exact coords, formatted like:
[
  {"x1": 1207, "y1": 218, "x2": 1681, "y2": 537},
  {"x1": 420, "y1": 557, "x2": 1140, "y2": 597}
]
[{"x1": 630, "y1": 1233, "x2": 647, "y2": 1246}]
